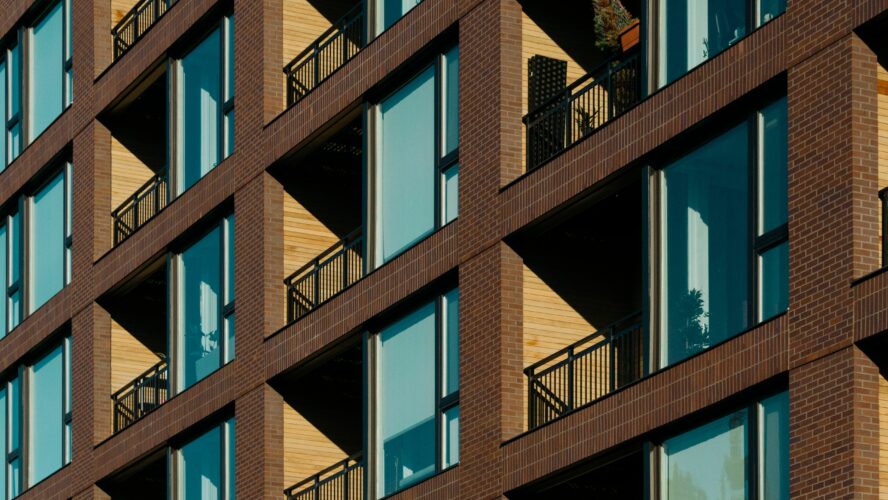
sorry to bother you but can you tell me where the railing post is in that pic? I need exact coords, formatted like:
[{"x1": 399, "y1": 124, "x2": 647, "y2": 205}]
[
  {"x1": 313, "y1": 269, "x2": 320, "y2": 309},
  {"x1": 609, "y1": 326, "x2": 617, "y2": 392},
  {"x1": 566, "y1": 346, "x2": 574, "y2": 412},
  {"x1": 314, "y1": 475, "x2": 320, "y2": 500},
  {"x1": 343, "y1": 460, "x2": 349, "y2": 499},
  {"x1": 527, "y1": 370, "x2": 535, "y2": 429}
]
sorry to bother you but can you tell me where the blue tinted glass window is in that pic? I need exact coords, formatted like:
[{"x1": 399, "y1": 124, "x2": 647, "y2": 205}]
[
  {"x1": 0, "y1": 388, "x2": 5, "y2": 499},
  {"x1": 443, "y1": 46, "x2": 459, "y2": 156},
  {"x1": 29, "y1": 344, "x2": 63, "y2": 485},
  {"x1": 8, "y1": 376, "x2": 20, "y2": 499},
  {"x1": 0, "y1": 60, "x2": 6, "y2": 170},
  {"x1": 226, "y1": 418, "x2": 235, "y2": 500},
  {"x1": 662, "y1": 124, "x2": 749, "y2": 365},
  {"x1": 658, "y1": 0, "x2": 747, "y2": 87},
  {"x1": 224, "y1": 17, "x2": 234, "y2": 157},
  {"x1": 378, "y1": 301, "x2": 436, "y2": 496},
  {"x1": 443, "y1": 288, "x2": 459, "y2": 396},
  {"x1": 378, "y1": 66, "x2": 435, "y2": 262},
  {"x1": 381, "y1": 0, "x2": 421, "y2": 32},
  {"x1": 443, "y1": 165, "x2": 458, "y2": 224},
  {"x1": 179, "y1": 28, "x2": 221, "y2": 193},
  {"x1": 30, "y1": 172, "x2": 66, "y2": 313},
  {"x1": 8, "y1": 212, "x2": 20, "y2": 331},
  {"x1": 8, "y1": 44, "x2": 21, "y2": 163},
  {"x1": 442, "y1": 406, "x2": 459, "y2": 469},
  {"x1": 30, "y1": 0, "x2": 64, "y2": 140},
  {"x1": 762, "y1": 391, "x2": 789, "y2": 500},
  {"x1": 179, "y1": 226, "x2": 222, "y2": 390},
  {"x1": 760, "y1": 241, "x2": 788, "y2": 321},
  {"x1": 759, "y1": 97, "x2": 787, "y2": 235},
  {"x1": 758, "y1": 0, "x2": 785, "y2": 25},
  {"x1": 664, "y1": 410, "x2": 749, "y2": 499},
  {"x1": 180, "y1": 424, "x2": 222, "y2": 500},
  {"x1": 0, "y1": 225, "x2": 6, "y2": 337}
]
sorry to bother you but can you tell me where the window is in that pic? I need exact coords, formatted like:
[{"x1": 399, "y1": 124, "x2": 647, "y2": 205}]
[
  {"x1": 657, "y1": 0, "x2": 785, "y2": 88},
  {"x1": 28, "y1": 165, "x2": 72, "y2": 314},
  {"x1": 659, "y1": 390, "x2": 788, "y2": 500},
  {"x1": 658, "y1": 97, "x2": 787, "y2": 366},
  {"x1": 1, "y1": 41, "x2": 22, "y2": 168},
  {"x1": 174, "y1": 16, "x2": 234, "y2": 195},
  {"x1": 0, "y1": 162, "x2": 71, "y2": 336},
  {"x1": 175, "y1": 418, "x2": 235, "y2": 500},
  {"x1": 375, "y1": 0, "x2": 423, "y2": 35},
  {"x1": 0, "y1": 337, "x2": 72, "y2": 498},
  {"x1": 29, "y1": 0, "x2": 73, "y2": 140},
  {"x1": 372, "y1": 46, "x2": 459, "y2": 266},
  {"x1": 374, "y1": 287, "x2": 459, "y2": 497},
  {"x1": 174, "y1": 215, "x2": 235, "y2": 393},
  {"x1": 28, "y1": 338, "x2": 72, "y2": 486}
]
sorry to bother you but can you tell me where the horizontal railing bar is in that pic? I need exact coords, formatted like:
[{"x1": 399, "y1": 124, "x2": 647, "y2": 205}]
[{"x1": 284, "y1": 453, "x2": 363, "y2": 496}]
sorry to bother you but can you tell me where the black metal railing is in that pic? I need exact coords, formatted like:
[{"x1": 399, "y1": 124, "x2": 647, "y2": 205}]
[
  {"x1": 524, "y1": 47, "x2": 642, "y2": 171},
  {"x1": 284, "y1": 4, "x2": 365, "y2": 106},
  {"x1": 111, "y1": 174, "x2": 168, "y2": 246},
  {"x1": 284, "y1": 228, "x2": 364, "y2": 323},
  {"x1": 525, "y1": 312, "x2": 644, "y2": 429},
  {"x1": 284, "y1": 454, "x2": 364, "y2": 500},
  {"x1": 112, "y1": 357, "x2": 169, "y2": 433},
  {"x1": 111, "y1": 0, "x2": 177, "y2": 60}
]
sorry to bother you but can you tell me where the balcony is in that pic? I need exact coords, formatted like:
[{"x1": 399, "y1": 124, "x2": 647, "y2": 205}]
[
  {"x1": 526, "y1": 312, "x2": 642, "y2": 428},
  {"x1": 524, "y1": 47, "x2": 641, "y2": 170},
  {"x1": 508, "y1": 170, "x2": 644, "y2": 431},
  {"x1": 98, "y1": 449, "x2": 168, "y2": 499},
  {"x1": 111, "y1": 0, "x2": 177, "y2": 60},
  {"x1": 272, "y1": 338, "x2": 364, "y2": 499},
  {"x1": 100, "y1": 64, "x2": 168, "y2": 247},
  {"x1": 284, "y1": 3, "x2": 365, "y2": 106},
  {"x1": 271, "y1": 112, "x2": 363, "y2": 325},
  {"x1": 285, "y1": 454, "x2": 364, "y2": 500},
  {"x1": 112, "y1": 174, "x2": 168, "y2": 246},
  {"x1": 99, "y1": 257, "x2": 168, "y2": 436},
  {"x1": 111, "y1": 357, "x2": 168, "y2": 433},
  {"x1": 285, "y1": 228, "x2": 364, "y2": 323}
]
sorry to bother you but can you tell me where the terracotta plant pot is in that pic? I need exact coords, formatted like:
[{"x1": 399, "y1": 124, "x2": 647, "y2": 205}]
[{"x1": 618, "y1": 19, "x2": 640, "y2": 52}]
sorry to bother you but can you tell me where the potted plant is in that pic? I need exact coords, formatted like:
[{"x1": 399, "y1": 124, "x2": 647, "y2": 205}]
[{"x1": 593, "y1": 0, "x2": 638, "y2": 54}]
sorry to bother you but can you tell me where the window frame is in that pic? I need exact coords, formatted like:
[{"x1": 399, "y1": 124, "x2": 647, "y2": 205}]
[
  {"x1": 26, "y1": 0, "x2": 71, "y2": 141},
  {"x1": 651, "y1": 389, "x2": 788, "y2": 500},
  {"x1": 652, "y1": 95, "x2": 788, "y2": 369},
  {"x1": 651, "y1": 0, "x2": 785, "y2": 90},
  {"x1": 171, "y1": 417, "x2": 235, "y2": 500},
  {"x1": 25, "y1": 337, "x2": 72, "y2": 488},
  {"x1": 368, "y1": 286, "x2": 460, "y2": 498},
  {"x1": 26, "y1": 162, "x2": 73, "y2": 315},
  {"x1": 170, "y1": 214, "x2": 235, "y2": 395},
  {"x1": 170, "y1": 14, "x2": 234, "y2": 198},
  {"x1": 368, "y1": 44, "x2": 459, "y2": 269},
  {"x1": 1, "y1": 38, "x2": 23, "y2": 168}
]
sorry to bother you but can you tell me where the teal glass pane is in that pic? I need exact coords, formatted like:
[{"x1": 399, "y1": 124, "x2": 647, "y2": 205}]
[
  {"x1": 0, "y1": 60, "x2": 6, "y2": 170},
  {"x1": 759, "y1": 0, "x2": 785, "y2": 25},
  {"x1": 225, "y1": 312, "x2": 235, "y2": 364},
  {"x1": 30, "y1": 172, "x2": 66, "y2": 313},
  {"x1": 379, "y1": 66, "x2": 435, "y2": 262},
  {"x1": 760, "y1": 241, "x2": 788, "y2": 321},
  {"x1": 29, "y1": 344, "x2": 63, "y2": 486},
  {"x1": 180, "y1": 425, "x2": 222, "y2": 500},
  {"x1": 8, "y1": 124, "x2": 20, "y2": 163},
  {"x1": 662, "y1": 124, "x2": 749, "y2": 365},
  {"x1": 443, "y1": 46, "x2": 459, "y2": 155},
  {"x1": 30, "y1": 1, "x2": 64, "y2": 140},
  {"x1": 226, "y1": 418, "x2": 235, "y2": 500},
  {"x1": 225, "y1": 215, "x2": 234, "y2": 302},
  {"x1": 443, "y1": 164, "x2": 458, "y2": 224},
  {"x1": 226, "y1": 17, "x2": 234, "y2": 100},
  {"x1": 179, "y1": 226, "x2": 222, "y2": 390},
  {"x1": 225, "y1": 109, "x2": 234, "y2": 158},
  {"x1": 442, "y1": 406, "x2": 459, "y2": 468},
  {"x1": 8, "y1": 212, "x2": 20, "y2": 331},
  {"x1": 8, "y1": 376, "x2": 20, "y2": 468},
  {"x1": 180, "y1": 28, "x2": 221, "y2": 193},
  {"x1": 759, "y1": 97, "x2": 787, "y2": 235},
  {"x1": 0, "y1": 225, "x2": 6, "y2": 337},
  {"x1": 443, "y1": 288, "x2": 459, "y2": 396},
  {"x1": 762, "y1": 391, "x2": 789, "y2": 500},
  {"x1": 8, "y1": 458, "x2": 19, "y2": 499},
  {"x1": 0, "y1": 388, "x2": 6, "y2": 500},
  {"x1": 664, "y1": 410, "x2": 749, "y2": 499},
  {"x1": 382, "y1": 0, "x2": 421, "y2": 31},
  {"x1": 64, "y1": 0, "x2": 72, "y2": 106},
  {"x1": 9, "y1": 44, "x2": 20, "y2": 118},
  {"x1": 658, "y1": 0, "x2": 747, "y2": 87},
  {"x1": 378, "y1": 301, "x2": 436, "y2": 496}
]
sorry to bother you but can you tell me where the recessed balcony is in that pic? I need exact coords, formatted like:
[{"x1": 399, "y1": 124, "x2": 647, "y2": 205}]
[{"x1": 111, "y1": 0, "x2": 177, "y2": 60}]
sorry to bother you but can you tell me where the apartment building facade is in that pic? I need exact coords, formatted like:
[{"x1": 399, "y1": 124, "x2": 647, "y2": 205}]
[{"x1": 0, "y1": 0, "x2": 885, "y2": 498}]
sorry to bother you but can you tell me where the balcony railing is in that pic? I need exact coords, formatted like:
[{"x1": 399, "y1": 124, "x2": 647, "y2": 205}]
[
  {"x1": 525, "y1": 312, "x2": 644, "y2": 429},
  {"x1": 284, "y1": 4, "x2": 365, "y2": 107},
  {"x1": 112, "y1": 357, "x2": 169, "y2": 433},
  {"x1": 111, "y1": 174, "x2": 168, "y2": 246},
  {"x1": 880, "y1": 187, "x2": 888, "y2": 267},
  {"x1": 111, "y1": 0, "x2": 177, "y2": 60},
  {"x1": 285, "y1": 228, "x2": 364, "y2": 323},
  {"x1": 285, "y1": 454, "x2": 364, "y2": 500},
  {"x1": 524, "y1": 47, "x2": 642, "y2": 171}
]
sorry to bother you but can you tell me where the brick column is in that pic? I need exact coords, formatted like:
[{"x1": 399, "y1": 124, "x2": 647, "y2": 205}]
[{"x1": 235, "y1": 384, "x2": 284, "y2": 499}]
